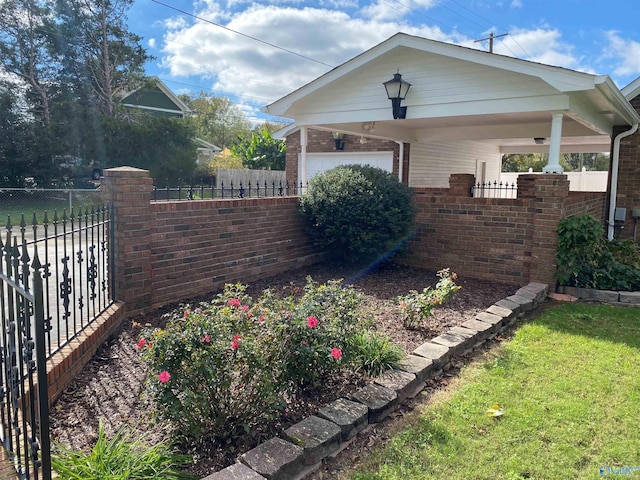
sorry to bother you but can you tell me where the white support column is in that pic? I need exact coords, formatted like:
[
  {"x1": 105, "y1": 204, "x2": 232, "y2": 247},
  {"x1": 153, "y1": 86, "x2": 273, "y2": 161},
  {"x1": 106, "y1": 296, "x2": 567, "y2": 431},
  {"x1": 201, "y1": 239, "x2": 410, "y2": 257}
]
[
  {"x1": 300, "y1": 126, "x2": 308, "y2": 186},
  {"x1": 543, "y1": 112, "x2": 564, "y2": 173}
]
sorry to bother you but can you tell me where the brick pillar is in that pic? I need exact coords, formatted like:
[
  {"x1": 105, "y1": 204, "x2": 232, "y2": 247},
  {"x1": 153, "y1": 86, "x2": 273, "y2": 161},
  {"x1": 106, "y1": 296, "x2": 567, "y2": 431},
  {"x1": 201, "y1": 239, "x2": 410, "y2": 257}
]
[
  {"x1": 102, "y1": 167, "x2": 154, "y2": 316},
  {"x1": 449, "y1": 174, "x2": 475, "y2": 196},
  {"x1": 519, "y1": 174, "x2": 570, "y2": 287}
]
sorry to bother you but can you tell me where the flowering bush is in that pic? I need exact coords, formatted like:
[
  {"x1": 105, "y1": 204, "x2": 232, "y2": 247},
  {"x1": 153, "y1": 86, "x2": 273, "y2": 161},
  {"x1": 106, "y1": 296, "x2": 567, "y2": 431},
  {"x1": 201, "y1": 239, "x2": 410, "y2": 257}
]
[
  {"x1": 139, "y1": 279, "x2": 372, "y2": 441},
  {"x1": 397, "y1": 268, "x2": 461, "y2": 329}
]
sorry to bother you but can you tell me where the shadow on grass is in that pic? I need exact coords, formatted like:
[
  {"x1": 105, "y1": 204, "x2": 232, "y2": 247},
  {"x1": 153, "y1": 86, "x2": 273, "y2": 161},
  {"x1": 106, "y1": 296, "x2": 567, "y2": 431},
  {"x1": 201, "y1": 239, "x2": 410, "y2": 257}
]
[{"x1": 532, "y1": 302, "x2": 640, "y2": 350}]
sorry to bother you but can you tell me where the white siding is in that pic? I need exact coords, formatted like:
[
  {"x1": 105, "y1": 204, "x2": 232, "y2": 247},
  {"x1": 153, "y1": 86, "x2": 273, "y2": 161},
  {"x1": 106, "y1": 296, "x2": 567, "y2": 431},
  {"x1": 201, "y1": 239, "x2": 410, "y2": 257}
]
[
  {"x1": 295, "y1": 47, "x2": 558, "y2": 120},
  {"x1": 408, "y1": 141, "x2": 501, "y2": 188}
]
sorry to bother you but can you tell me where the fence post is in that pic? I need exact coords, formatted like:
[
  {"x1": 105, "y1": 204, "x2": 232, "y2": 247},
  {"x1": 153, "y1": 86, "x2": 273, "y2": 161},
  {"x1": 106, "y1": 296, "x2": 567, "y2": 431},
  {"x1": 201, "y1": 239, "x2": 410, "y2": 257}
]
[
  {"x1": 101, "y1": 167, "x2": 154, "y2": 315},
  {"x1": 518, "y1": 174, "x2": 570, "y2": 288},
  {"x1": 449, "y1": 174, "x2": 475, "y2": 196}
]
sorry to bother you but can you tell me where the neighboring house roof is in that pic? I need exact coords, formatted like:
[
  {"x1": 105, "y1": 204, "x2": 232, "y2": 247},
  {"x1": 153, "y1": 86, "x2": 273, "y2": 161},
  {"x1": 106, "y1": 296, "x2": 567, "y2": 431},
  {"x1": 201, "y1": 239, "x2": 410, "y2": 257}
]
[
  {"x1": 120, "y1": 77, "x2": 192, "y2": 117},
  {"x1": 195, "y1": 137, "x2": 222, "y2": 153},
  {"x1": 264, "y1": 32, "x2": 639, "y2": 153},
  {"x1": 622, "y1": 77, "x2": 640, "y2": 101}
]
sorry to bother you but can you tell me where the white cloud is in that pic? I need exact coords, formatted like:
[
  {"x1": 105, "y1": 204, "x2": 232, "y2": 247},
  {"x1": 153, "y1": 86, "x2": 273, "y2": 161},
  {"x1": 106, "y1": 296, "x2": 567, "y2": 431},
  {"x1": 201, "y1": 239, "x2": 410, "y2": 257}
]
[
  {"x1": 603, "y1": 31, "x2": 640, "y2": 78},
  {"x1": 148, "y1": 38, "x2": 157, "y2": 49},
  {"x1": 510, "y1": 0, "x2": 522, "y2": 8},
  {"x1": 360, "y1": 0, "x2": 437, "y2": 22}
]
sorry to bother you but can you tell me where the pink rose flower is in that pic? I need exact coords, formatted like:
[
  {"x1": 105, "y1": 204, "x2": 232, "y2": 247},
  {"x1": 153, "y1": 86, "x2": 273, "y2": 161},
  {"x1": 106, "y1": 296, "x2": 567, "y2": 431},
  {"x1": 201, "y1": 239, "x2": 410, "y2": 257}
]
[
  {"x1": 331, "y1": 348, "x2": 342, "y2": 359},
  {"x1": 232, "y1": 335, "x2": 241, "y2": 350},
  {"x1": 158, "y1": 371, "x2": 171, "y2": 383},
  {"x1": 241, "y1": 305, "x2": 249, "y2": 311},
  {"x1": 307, "y1": 316, "x2": 319, "y2": 328},
  {"x1": 227, "y1": 298, "x2": 241, "y2": 307},
  {"x1": 201, "y1": 333, "x2": 211, "y2": 343},
  {"x1": 137, "y1": 339, "x2": 147, "y2": 349}
]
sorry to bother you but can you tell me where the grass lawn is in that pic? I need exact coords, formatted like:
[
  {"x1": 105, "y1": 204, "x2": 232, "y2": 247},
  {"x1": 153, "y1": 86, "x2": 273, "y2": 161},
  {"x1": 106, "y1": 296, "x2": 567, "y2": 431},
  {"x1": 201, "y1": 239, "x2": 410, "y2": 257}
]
[{"x1": 350, "y1": 303, "x2": 640, "y2": 480}]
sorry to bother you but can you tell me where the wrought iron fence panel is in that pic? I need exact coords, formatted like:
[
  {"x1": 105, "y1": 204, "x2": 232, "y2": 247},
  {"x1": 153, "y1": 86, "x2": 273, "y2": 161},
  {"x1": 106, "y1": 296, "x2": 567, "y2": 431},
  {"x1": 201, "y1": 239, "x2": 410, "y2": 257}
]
[
  {"x1": 2, "y1": 205, "x2": 113, "y2": 359},
  {"x1": 472, "y1": 181, "x2": 517, "y2": 199},
  {"x1": 0, "y1": 233, "x2": 52, "y2": 479},
  {"x1": 153, "y1": 180, "x2": 307, "y2": 201}
]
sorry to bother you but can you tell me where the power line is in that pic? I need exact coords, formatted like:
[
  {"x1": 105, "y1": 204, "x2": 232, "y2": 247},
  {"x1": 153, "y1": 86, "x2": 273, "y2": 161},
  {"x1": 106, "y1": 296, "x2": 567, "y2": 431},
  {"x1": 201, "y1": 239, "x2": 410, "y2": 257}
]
[{"x1": 149, "y1": 0, "x2": 335, "y2": 68}]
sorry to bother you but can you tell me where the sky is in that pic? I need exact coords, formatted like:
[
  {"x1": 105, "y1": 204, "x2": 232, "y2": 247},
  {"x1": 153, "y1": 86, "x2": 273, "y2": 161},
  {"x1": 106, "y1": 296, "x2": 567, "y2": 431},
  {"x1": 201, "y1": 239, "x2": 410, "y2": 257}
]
[{"x1": 126, "y1": 0, "x2": 640, "y2": 124}]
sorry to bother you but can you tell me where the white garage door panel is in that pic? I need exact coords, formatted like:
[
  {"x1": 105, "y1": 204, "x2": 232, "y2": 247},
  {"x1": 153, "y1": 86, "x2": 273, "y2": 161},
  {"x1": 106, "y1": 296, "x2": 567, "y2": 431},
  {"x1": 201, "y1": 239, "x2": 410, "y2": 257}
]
[{"x1": 301, "y1": 152, "x2": 394, "y2": 183}]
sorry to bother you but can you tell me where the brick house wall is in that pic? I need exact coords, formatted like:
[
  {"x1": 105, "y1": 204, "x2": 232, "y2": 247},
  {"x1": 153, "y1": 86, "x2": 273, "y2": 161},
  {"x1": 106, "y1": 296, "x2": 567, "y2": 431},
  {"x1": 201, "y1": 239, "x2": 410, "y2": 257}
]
[
  {"x1": 612, "y1": 95, "x2": 640, "y2": 239},
  {"x1": 285, "y1": 129, "x2": 408, "y2": 185}
]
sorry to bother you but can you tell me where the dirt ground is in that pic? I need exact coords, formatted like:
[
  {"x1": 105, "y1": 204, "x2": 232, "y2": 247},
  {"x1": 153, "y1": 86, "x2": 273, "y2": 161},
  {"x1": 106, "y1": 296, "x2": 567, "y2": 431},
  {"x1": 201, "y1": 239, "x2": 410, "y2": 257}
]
[{"x1": 49, "y1": 261, "x2": 517, "y2": 478}]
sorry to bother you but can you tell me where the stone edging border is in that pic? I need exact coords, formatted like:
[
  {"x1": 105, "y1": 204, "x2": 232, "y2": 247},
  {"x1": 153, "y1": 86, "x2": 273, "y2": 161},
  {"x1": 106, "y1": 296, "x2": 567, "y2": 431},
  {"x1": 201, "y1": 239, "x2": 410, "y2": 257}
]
[
  {"x1": 557, "y1": 286, "x2": 640, "y2": 305},
  {"x1": 202, "y1": 282, "x2": 549, "y2": 480}
]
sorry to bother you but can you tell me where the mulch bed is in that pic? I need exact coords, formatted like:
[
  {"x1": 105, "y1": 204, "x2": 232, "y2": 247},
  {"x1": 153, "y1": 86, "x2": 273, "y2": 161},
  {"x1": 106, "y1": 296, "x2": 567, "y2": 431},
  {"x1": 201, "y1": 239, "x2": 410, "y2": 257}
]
[{"x1": 49, "y1": 261, "x2": 517, "y2": 478}]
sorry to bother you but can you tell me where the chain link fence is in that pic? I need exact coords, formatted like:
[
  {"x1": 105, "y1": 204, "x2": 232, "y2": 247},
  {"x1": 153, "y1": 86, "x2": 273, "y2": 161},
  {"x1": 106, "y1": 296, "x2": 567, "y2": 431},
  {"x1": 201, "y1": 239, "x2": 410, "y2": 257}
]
[{"x1": 0, "y1": 188, "x2": 103, "y2": 225}]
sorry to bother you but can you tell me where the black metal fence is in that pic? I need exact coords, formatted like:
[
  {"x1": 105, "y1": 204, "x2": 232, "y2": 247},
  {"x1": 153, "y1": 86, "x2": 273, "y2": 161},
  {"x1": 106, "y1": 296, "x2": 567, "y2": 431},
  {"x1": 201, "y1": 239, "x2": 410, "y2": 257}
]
[
  {"x1": 0, "y1": 204, "x2": 113, "y2": 479},
  {"x1": 153, "y1": 180, "x2": 307, "y2": 201},
  {"x1": 1, "y1": 230, "x2": 52, "y2": 479},
  {"x1": 472, "y1": 181, "x2": 518, "y2": 199}
]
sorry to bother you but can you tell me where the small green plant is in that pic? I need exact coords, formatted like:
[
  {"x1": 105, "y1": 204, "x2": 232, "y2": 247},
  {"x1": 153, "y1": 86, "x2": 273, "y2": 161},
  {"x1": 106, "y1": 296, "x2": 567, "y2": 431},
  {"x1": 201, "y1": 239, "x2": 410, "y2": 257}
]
[
  {"x1": 139, "y1": 278, "x2": 401, "y2": 441},
  {"x1": 299, "y1": 165, "x2": 415, "y2": 263},
  {"x1": 350, "y1": 331, "x2": 404, "y2": 376},
  {"x1": 51, "y1": 421, "x2": 194, "y2": 479},
  {"x1": 397, "y1": 268, "x2": 461, "y2": 329}
]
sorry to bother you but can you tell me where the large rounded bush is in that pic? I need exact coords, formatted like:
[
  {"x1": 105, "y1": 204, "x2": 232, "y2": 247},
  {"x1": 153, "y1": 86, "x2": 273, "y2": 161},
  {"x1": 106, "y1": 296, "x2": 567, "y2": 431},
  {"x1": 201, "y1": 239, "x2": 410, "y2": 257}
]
[{"x1": 300, "y1": 165, "x2": 415, "y2": 262}]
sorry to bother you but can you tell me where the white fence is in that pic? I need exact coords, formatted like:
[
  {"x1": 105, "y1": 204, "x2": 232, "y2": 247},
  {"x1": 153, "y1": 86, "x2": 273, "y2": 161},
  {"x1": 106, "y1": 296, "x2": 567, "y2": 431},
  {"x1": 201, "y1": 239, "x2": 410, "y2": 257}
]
[
  {"x1": 500, "y1": 169, "x2": 608, "y2": 192},
  {"x1": 216, "y1": 169, "x2": 286, "y2": 188}
]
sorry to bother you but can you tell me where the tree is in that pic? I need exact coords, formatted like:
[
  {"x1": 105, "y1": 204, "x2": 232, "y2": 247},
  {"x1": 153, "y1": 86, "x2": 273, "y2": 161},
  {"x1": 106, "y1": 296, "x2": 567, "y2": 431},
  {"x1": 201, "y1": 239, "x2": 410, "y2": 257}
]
[
  {"x1": 501, "y1": 153, "x2": 547, "y2": 172},
  {"x1": 194, "y1": 148, "x2": 244, "y2": 180},
  {"x1": 54, "y1": 0, "x2": 150, "y2": 117},
  {"x1": 231, "y1": 124, "x2": 286, "y2": 170},
  {"x1": 0, "y1": 0, "x2": 60, "y2": 125},
  {"x1": 184, "y1": 93, "x2": 251, "y2": 149}
]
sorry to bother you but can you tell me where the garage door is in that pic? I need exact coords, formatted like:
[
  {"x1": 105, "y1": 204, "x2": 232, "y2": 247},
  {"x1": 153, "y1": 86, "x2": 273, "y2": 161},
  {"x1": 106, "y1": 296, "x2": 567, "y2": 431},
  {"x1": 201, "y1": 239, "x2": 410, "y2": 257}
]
[{"x1": 300, "y1": 151, "x2": 394, "y2": 183}]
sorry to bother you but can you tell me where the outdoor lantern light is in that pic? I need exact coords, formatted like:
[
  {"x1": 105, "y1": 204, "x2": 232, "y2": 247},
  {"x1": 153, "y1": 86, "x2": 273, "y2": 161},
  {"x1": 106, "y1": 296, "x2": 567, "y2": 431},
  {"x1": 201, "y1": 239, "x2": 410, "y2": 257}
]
[
  {"x1": 383, "y1": 70, "x2": 411, "y2": 119},
  {"x1": 534, "y1": 137, "x2": 546, "y2": 144},
  {"x1": 332, "y1": 131, "x2": 345, "y2": 150}
]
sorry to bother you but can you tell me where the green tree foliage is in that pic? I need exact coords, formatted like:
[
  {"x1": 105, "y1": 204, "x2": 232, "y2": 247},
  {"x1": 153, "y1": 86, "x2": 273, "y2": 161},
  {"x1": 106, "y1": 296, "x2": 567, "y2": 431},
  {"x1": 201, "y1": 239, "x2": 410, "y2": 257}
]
[
  {"x1": 92, "y1": 116, "x2": 197, "y2": 186},
  {"x1": 300, "y1": 165, "x2": 415, "y2": 263},
  {"x1": 231, "y1": 124, "x2": 286, "y2": 170},
  {"x1": 183, "y1": 92, "x2": 251, "y2": 149},
  {"x1": 501, "y1": 154, "x2": 547, "y2": 172}
]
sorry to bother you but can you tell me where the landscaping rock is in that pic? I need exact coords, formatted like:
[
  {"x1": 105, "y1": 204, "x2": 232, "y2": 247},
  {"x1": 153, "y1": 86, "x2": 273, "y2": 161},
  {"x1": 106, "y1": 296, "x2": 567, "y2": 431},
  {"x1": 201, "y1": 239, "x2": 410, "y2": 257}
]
[
  {"x1": 431, "y1": 332, "x2": 468, "y2": 356},
  {"x1": 460, "y1": 318, "x2": 495, "y2": 342},
  {"x1": 412, "y1": 341, "x2": 451, "y2": 368},
  {"x1": 592, "y1": 290, "x2": 620, "y2": 303},
  {"x1": 239, "y1": 437, "x2": 304, "y2": 480},
  {"x1": 493, "y1": 298, "x2": 521, "y2": 316},
  {"x1": 475, "y1": 311, "x2": 504, "y2": 332},
  {"x1": 374, "y1": 369, "x2": 419, "y2": 403},
  {"x1": 351, "y1": 383, "x2": 398, "y2": 423},
  {"x1": 202, "y1": 463, "x2": 266, "y2": 480},
  {"x1": 283, "y1": 416, "x2": 341, "y2": 466},
  {"x1": 317, "y1": 398, "x2": 368, "y2": 441},
  {"x1": 397, "y1": 354, "x2": 435, "y2": 384},
  {"x1": 505, "y1": 294, "x2": 534, "y2": 312},
  {"x1": 619, "y1": 291, "x2": 640, "y2": 304},
  {"x1": 515, "y1": 282, "x2": 548, "y2": 303}
]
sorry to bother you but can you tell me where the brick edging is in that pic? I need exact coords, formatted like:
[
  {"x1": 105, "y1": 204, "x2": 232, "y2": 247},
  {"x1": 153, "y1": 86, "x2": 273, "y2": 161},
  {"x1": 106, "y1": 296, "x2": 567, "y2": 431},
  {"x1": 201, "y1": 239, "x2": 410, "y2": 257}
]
[{"x1": 202, "y1": 282, "x2": 549, "y2": 480}]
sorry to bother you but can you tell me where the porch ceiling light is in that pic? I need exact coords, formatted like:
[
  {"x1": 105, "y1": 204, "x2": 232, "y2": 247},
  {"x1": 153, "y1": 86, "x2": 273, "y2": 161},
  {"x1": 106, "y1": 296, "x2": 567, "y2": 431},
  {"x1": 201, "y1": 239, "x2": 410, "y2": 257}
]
[
  {"x1": 383, "y1": 70, "x2": 411, "y2": 119},
  {"x1": 332, "y1": 131, "x2": 345, "y2": 150}
]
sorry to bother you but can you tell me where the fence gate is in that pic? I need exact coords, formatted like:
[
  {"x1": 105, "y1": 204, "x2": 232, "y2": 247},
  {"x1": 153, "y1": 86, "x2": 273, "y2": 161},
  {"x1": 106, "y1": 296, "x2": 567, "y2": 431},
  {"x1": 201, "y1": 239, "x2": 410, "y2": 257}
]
[{"x1": 0, "y1": 235, "x2": 51, "y2": 479}]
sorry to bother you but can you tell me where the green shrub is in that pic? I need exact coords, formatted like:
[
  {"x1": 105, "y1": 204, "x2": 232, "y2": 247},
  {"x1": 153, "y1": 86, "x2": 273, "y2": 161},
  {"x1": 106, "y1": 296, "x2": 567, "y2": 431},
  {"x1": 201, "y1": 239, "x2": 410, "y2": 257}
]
[
  {"x1": 397, "y1": 268, "x2": 461, "y2": 329},
  {"x1": 51, "y1": 421, "x2": 194, "y2": 480},
  {"x1": 556, "y1": 215, "x2": 640, "y2": 291},
  {"x1": 299, "y1": 165, "x2": 415, "y2": 263},
  {"x1": 139, "y1": 278, "x2": 399, "y2": 441}
]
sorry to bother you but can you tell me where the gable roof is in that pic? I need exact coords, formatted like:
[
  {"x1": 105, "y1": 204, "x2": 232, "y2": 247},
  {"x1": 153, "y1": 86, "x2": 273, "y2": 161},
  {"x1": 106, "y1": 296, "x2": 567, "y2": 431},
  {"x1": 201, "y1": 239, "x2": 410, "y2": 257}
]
[
  {"x1": 263, "y1": 32, "x2": 638, "y2": 151},
  {"x1": 622, "y1": 77, "x2": 640, "y2": 101},
  {"x1": 121, "y1": 77, "x2": 192, "y2": 117}
]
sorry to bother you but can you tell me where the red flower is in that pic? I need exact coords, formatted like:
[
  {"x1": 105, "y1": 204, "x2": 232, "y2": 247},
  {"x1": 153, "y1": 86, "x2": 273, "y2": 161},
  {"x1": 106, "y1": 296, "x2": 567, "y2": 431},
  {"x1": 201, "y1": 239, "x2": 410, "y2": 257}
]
[
  {"x1": 137, "y1": 339, "x2": 147, "y2": 349},
  {"x1": 232, "y1": 335, "x2": 241, "y2": 350},
  {"x1": 241, "y1": 305, "x2": 249, "y2": 311},
  {"x1": 227, "y1": 298, "x2": 241, "y2": 307},
  {"x1": 258, "y1": 315, "x2": 265, "y2": 323},
  {"x1": 307, "y1": 316, "x2": 319, "y2": 328},
  {"x1": 158, "y1": 371, "x2": 171, "y2": 383},
  {"x1": 331, "y1": 348, "x2": 342, "y2": 359},
  {"x1": 201, "y1": 333, "x2": 211, "y2": 343},
  {"x1": 183, "y1": 310, "x2": 190, "y2": 317}
]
